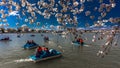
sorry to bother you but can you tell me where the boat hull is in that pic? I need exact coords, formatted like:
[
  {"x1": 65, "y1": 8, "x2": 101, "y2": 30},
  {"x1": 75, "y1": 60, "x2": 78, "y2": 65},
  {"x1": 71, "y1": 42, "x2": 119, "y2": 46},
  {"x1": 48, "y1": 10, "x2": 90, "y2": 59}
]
[
  {"x1": 23, "y1": 44, "x2": 39, "y2": 49},
  {"x1": 0, "y1": 39, "x2": 12, "y2": 41},
  {"x1": 30, "y1": 54, "x2": 62, "y2": 63},
  {"x1": 72, "y1": 41, "x2": 81, "y2": 46},
  {"x1": 72, "y1": 41, "x2": 90, "y2": 47},
  {"x1": 29, "y1": 50, "x2": 62, "y2": 63}
]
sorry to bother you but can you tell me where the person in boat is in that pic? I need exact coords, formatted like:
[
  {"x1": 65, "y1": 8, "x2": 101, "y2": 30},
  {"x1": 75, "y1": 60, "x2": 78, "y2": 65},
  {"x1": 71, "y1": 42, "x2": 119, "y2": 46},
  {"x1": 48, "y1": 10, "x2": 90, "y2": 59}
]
[
  {"x1": 42, "y1": 46, "x2": 50, "y2": 57},
  {"x1": 49, "y1": 49, "x2": 57, "y2": 55},
  {"x1": 79, "y1": 38, "x2": 84, "y2": 46},
  {"x1": 75, "y1": 37, "x2": 84, "y2": 45},
  {"x1": 44, "y1": 36, "x2": 49, "y2": 42},
  {"x1": 35, "y1": 46, "x2": 43, "y2": 58},
  {"x1": 24, "y1": 40, "x2": 31, "y2": 48},
  {"x1": 77, "y1": 38, "x2": 84, "y2": 51},
  {"x1": 35, "y1": 46, "x2": 50, "y2": 58},
  {"x1": 41, "y1": 46, "x2": 48, "y2": 51},
  {"x1": 76, "y1": 38, "x2": 80, "y2": 44},
  {"x1": 45, "y1": 48, "x2": 50, "y2": 54},
  {"x1": 26, "y1": 40, "x2": 35, "y2": 44},
  {"x1": 31, "y1": 40, "x2": 37, "y2": 45},
  {"x1": 26, "y1": 40, "x2": 31, "y2": 44},
  {"x1": 1, "y1": 37, "x2": 9, "y2": 40},
  {"x1": 5, "y1": 37, "x2": 9, "y2": 40},
  {"x1": 17, "y1": 35, "x2": 20, "y2": 38}
]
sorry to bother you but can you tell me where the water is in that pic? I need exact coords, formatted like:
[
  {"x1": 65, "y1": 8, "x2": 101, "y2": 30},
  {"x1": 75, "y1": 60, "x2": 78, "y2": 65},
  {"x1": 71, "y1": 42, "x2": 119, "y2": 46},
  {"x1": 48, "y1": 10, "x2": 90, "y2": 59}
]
[{"x1": 0, "y1": 33, "x2": 120, "y2": 68}]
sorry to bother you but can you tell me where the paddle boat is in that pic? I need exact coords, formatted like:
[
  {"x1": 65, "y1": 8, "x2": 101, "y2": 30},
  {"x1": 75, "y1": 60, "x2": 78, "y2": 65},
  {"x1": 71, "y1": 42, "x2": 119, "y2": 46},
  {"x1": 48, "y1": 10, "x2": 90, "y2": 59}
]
[
  {"x1": 44, "y1": 36, "x2": 49, "y2": 42},
  {"x1": 72, "y1": 41, "x2": 83, "y2": 46},
  {"x1": 29, "y1": 49, "x2": 62, "y2": 63},
  {"x1": 17, "y1": 35, "x2": 20, "y2": 38},
  {"x1": 30, "y1": 34, "x2": 35, "y2": 37},
  {"x1": 23, "y1": 40, "x2": 39, "y2": 49},
  {"x1": 0, "y1": 37, "x2": 12, "y2": 41},
  {"x1": 72, "y1": 41, "x2": 89, "y2": 47}
]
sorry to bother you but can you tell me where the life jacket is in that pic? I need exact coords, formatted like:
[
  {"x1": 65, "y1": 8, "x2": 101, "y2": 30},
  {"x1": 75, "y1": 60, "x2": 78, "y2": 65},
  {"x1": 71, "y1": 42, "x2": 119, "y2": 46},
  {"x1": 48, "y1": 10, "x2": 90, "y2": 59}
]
[
  {"x1": 37, "y1": 47, "x2": 42, "y2": 52},
  {"x1": 41, "y1": 47, "x2": 46, "y2": 51},
  {"x1": 44, "y1": 48, "x2": 48, "y2": 51},
  {"x1": 42, "y1": 47, "x2": 49, "y2": 53},
  {"x1": 79, "y1": 39, "x2": 83, "y2": 43}
]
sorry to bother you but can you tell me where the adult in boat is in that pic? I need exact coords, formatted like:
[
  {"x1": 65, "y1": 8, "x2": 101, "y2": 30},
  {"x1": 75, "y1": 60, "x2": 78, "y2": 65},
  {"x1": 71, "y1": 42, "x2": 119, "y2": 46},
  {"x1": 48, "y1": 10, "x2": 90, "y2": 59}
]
[
  {"x1": 76, "y1": 37, "x2": 84, "y2": 51},
  {"x1": 5, "y1": 37, "x2": 9, "y2": 40},
  {"x1": 75, "y1": 37, "x2": 84, "y2": 45},
  {"x1": 35, "y1": 46, "x2": 43, "y2": 58},
  {"x1": 42, "y1": 46, "x2": 50, "y2": 57},
  {"x1": 35, "y1": 46, "x2": 50, "y2": 58},
  {"x1": 79, "y1": 38, "x2": 84, "y2": 46},
  {"x1": 31, "y1": 40, "x2": 37, "y2": 45},
  {"x1": 26, "y1": 40, "x2": 31, "y2": 44},
  {"x1": 44, "y1": 36, "x2": 49, "y2": 42},
  {"x1": 26, "y1": 40, "x2": 36, "y2": 45},
  {"x1": 1, "y1": 37, "x2": 9, "y2": 40}
]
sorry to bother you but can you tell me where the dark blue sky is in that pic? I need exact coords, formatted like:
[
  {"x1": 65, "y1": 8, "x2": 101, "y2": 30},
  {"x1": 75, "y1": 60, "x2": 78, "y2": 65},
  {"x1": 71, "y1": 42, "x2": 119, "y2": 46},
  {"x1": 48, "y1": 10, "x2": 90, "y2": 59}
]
[{"x1": 0, "y1": 0, "x2": 120, "y2": 29}]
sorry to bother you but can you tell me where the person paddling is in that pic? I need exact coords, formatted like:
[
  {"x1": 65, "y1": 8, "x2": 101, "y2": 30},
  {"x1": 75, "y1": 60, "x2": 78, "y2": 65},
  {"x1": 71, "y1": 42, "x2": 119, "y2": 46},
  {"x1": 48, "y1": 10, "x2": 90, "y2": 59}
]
[
  {"x1": 79, "y1": 38, "x2": 84, "y2": 46},
  {"x1": 35, "y1": 46, "x2": 42, "y2": 58}
]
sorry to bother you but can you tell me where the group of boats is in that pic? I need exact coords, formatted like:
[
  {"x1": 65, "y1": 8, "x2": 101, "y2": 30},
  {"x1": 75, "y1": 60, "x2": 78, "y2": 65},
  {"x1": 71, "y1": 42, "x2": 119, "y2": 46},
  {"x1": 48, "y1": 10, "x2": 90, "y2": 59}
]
[
  {"x1": 23, "y1": 39, "x2": 86, "y2": 63},
  {"x1": 0, "y1": 36, "x2": 62, "y2": 63},
  {"x1": 0, "y1": 35, "x2": 85, "y2": 63}
]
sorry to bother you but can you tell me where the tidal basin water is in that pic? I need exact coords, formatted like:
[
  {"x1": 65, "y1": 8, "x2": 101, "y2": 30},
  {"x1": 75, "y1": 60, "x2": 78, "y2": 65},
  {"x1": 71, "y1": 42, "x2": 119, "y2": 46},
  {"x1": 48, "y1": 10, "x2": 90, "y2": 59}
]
[{"x1": 0, "y1": 33, "x2": 120, "y2": 68}]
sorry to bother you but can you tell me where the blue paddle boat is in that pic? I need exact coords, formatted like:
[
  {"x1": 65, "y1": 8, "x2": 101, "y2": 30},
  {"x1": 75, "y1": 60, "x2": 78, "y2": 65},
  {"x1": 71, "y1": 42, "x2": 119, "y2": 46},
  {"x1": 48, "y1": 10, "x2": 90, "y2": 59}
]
[
  {"x1": 29, "y1": 49, "x2": 62, "y2": 63},
  {"x1": 23, "y1": 41, "x2": 39, "y2": 49},
  {"x1": 0, "y1": 37, "x2": 12, "y2": 41},
  {"x1": 72, "y1": 41, "x2": 90, "y2": 47},
  {"x1": 72, "y1": 41, "x2": 82, "y2": 46},
  {"x1": 30, "y1": 34, "x2": 35, "y2": 37}
]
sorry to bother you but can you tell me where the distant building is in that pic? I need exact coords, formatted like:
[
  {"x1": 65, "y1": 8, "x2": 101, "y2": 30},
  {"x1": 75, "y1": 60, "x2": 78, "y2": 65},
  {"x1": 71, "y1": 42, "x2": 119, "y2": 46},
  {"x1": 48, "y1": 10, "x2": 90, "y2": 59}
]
[
  {"x1": 7, "y1": 28, "x2": 17, "y2": 33},
  {"x1": 0, "y1": 28, "x2": 5, "y2": 33}
]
